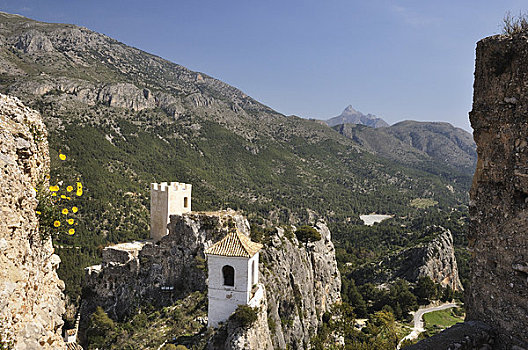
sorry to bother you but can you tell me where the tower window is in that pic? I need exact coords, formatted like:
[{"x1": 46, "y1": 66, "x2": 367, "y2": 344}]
[
  {"x1": 184, "y1": 197, "x2": 188, "y2": 208},
  {"x1": 252, "y1": 260, "x2": 256, "y2": 286},
  {"x1": 222, "y1": 265, "x2": 235, "y2": 286}
]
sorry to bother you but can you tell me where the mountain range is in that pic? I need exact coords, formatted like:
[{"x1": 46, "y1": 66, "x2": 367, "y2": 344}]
[
  {"x1": 335, "y1": 120, "x2": 476, "y2": 174},
  {"x1": 0, "y1": 11, "x2": 474, "y2": 304}
]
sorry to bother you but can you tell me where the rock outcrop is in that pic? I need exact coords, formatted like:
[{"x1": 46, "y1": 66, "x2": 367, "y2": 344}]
[
  {"x1": 83, "y1": 213, "x2": 341, "y2": 349},
  {"x1": 352, "y1": 226, "x2": 462, "y2": 291},
  {"x1": 466, "y1": 32, "x2": 528, "y2": 348},
  {"x1": 260, "y1": 221, "x2": 341, "y2": 349},
  {"x1": 0, "y1": 94, "x2": 66, "y2": 349},
  {"x1": 83, "y1": 211, "x2": 245, "y2": 320}
]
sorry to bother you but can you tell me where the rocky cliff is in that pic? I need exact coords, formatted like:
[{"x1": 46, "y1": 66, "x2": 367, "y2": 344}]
[
  {"x1": 0, "y1": 94, "x2": 66, "y2": 349},
  {"x1": 466, "y1": 32, "x2": 528, "y2": 348},
  {"x1": 260, "y1": 222, "x2": 341, "y2": 349},
  {"x1": 352, "y1": 226, "x2": 462, "y2": 291},
  {"x1": 83, "y1": 213, "x2": 340, "y2": 349}
]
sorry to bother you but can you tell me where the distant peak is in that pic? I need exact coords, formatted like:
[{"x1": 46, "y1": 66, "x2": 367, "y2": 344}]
[
  {"x1": 343, "y1": 105, "x2": 359, "y2": 115},
  {"x1": 325, "y1": 105, "x2": 389, "y2": 128}
]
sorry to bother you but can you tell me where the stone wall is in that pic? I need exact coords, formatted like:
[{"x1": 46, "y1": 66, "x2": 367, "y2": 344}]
[
  {"x1": 0, "y1": 94, "x2": 66, "y2": 349},
  {"x1": 466, "y1": 33, "x2": 528, "y2": 349}
]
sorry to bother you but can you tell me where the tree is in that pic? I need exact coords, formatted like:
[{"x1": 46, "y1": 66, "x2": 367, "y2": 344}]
[
  {"x1": 294, "y1": 225, "x2": 321, "y2": 243},
  {"x1": 85, "y1": 306, "x2": 116, "y2": 349},
  {"x1": 414, "y1": 276, "x2": 438, "y2": 304}
]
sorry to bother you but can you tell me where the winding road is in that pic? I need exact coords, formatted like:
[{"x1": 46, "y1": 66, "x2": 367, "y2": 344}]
[{"x1": 396, "y1": 302, "x2": 458, "y2": 349}]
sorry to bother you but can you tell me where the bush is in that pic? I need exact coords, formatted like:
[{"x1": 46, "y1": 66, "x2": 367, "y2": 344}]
[
  {"x1": 502, "y1": 11, "x2": 528, "y2": 35},
  {"x1": 229, "y1": 305, "x2": 259, "y2": 329},
  {"x1": 294, "y1": 225, "x2": 321, "y2": 243}
]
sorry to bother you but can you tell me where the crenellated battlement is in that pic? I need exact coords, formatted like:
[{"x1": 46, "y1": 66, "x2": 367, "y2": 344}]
[
  {"x1": 150, "y1": 181, "x2": 192, "y2": 241},
  {"x1": 151, "y1": 182, "x2": 192, "y2": 192}
]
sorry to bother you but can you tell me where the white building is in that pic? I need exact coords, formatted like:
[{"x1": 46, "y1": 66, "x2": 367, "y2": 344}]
[
  {"x1": 204, "y1": 229, "x2": 263, "y2": 327},
  {"x1": 150, "y1": 182, "x2": 192, "y2": 241}
]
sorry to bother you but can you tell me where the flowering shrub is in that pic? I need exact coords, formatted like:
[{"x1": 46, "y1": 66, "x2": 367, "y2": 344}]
[{"x1": 36, "y1": 151, "x2": 82, "y2": 238}]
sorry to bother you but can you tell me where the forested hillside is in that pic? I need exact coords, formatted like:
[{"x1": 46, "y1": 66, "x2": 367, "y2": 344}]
[{"x1": 0, "y1": 11, "x2": 472, "y2": 310}]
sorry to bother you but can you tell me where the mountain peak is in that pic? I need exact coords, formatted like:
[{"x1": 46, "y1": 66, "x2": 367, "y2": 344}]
[
  {"x1": 342, "y1": 105, "x2": 359, "y2": 115},
  {"x1": 325, "y1": 105, "x2": 389, "y2": 128}
]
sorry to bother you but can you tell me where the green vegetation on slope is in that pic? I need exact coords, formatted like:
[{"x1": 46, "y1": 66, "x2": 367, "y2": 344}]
[{"x1": 423, "y1": 307, "x2": 465, "y2": 336}]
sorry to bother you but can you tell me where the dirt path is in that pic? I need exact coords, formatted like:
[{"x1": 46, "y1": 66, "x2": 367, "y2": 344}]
[{"x1": 396, "y1": 302, "x2": 458, "y2": 349}]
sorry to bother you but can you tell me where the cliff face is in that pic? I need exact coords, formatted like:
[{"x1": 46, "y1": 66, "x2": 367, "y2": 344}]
[
  {"x1": 83, "y1": 213, "x2": 341, "y2": 349},
  {"x1": 467, "y1": 33, "x2": 528, "y2": 348},
  {"x1": 352, "y1": 226, "x2": 462, "y2": 291},
  {"x1": 0, "y1": 94, "x2": 66, "y2": 349},
  {"x1": 260, "y1": 222, "x2": 341, "y2": 349}
]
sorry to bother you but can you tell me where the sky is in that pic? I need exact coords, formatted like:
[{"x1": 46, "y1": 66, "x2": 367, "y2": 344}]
[{"x1": 0, "y1": 0, "x2": 526, "y2": 131}]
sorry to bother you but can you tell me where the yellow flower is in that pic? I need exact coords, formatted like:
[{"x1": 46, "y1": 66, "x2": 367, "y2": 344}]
[
  {"x1": 72, "y1": 206, "x2": 78, "y2": 213},
  {"x1": 61, "y1": 195, "x2": 67, "y2": 200},
  {"x1": 67, "y1": 219, "x2": 74, "y2": 225},
  {"x1": 51, "y1": 193, "x2": 57, "y2": 197},
  {"x1": 59, "y1": 153, "x2": 66, "y2": 161},
  {"x1": 66, "y1": 186, "x2": 73, "y2": 192},
  {"x1": 54, "y1": 221, "x2": 61, "y2": 227},
  {"x1": 68, "y1": 228, "x2": 75, "y2": 235},
  {"x1": 76, "y1": 189, "x2": 83, "y2": 197},
  {"x1": 76, "y1": 182, "x2": 83, "y2": 197},
  {"x1": 49, "y1": 185, "x2": 59, "y2": 192},
  {"x1": 62, "y1": 208, "x2": 68, "y2": 215},
  {"x1": 36, "y1": 211, "x2": 41, "y2": 215}
]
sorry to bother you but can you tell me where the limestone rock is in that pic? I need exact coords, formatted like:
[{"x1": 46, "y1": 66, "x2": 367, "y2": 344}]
[
  {"x1": 466, "y1": 32, "x2": 528, "y2": 349},
  {"x1": 352, "y1": 226, "x2": 463, "y2": 291},
  {"x1": 259, "y1": 221, "x2": 342, "y2": 349},
  {"x1": 0, "y1": 94, "x2": 66, "y2": 349}
]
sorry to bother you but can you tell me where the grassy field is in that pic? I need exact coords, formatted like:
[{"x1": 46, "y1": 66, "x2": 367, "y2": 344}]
[
  {"x1": 410, "y1": 198, "x2": 438, "y2": 209},
  {"x1": 423, "y1": 307, "x2": 465, "y2": 333}
]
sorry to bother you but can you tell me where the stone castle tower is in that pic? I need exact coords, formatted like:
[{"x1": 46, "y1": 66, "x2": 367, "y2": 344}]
[
  {"x1": 150, "y1": 182, "x2": 192, "y2": 241},
  {"x1": 204, "y1": 229, "x2": 263, "y2": 327}
]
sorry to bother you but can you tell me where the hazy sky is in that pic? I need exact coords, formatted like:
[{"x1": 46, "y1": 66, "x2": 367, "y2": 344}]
[{"x1": 1, "y1": 0, "x2": 526, "y2": 131}]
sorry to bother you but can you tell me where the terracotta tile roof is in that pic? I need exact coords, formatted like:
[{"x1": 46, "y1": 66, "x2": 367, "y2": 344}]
[{"x1": 205, "y1": 230, "x2": 263, "y2": 257}]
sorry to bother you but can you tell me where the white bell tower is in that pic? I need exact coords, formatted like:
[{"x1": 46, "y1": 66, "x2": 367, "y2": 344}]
[{"x1": 204, "y1": 229, "x2": 263, "y2": 327}]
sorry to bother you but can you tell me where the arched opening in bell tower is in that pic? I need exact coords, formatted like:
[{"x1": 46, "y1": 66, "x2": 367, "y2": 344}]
[{"x1": 222, "y1": 265, "x2": 235, "y2": 286}]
